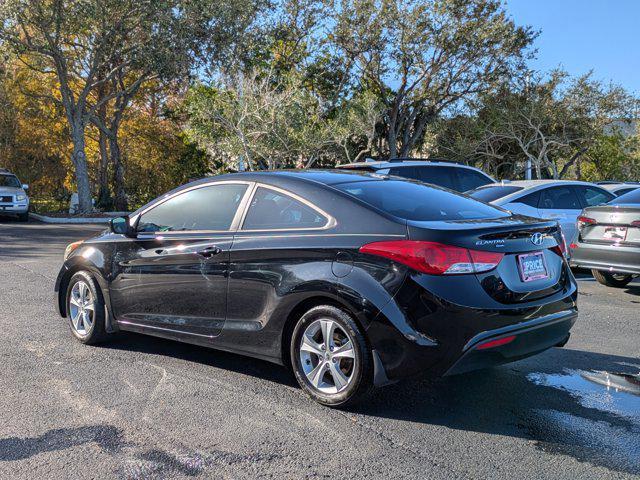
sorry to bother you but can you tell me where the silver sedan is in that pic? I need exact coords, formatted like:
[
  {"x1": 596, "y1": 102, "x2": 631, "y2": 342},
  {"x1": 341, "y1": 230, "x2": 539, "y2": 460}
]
[{"x1": 468, "y1": 180, "x2": 616, "y2": 245}]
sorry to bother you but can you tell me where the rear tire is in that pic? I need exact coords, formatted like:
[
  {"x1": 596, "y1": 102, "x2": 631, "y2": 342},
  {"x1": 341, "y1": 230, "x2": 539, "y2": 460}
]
[
  {"x1": 66, "y1": 271, "x2": 108, "y2": 344},
  {"x1": 592, "y1": 269, "x2": 633, "y2": 288},
  {"x1": 291, "y1": 305, "x2": 373, "y2": 407}
]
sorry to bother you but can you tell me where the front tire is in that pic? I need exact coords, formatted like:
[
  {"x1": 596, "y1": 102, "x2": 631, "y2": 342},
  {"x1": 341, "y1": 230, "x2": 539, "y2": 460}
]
[
  {"x1": 291, "y1": 305, "x2": 373, "y2": 407},
  {"x1": 592, "y1": 269, "x2": 634, "y2": 288},
  {"x1": 66, "y1": 271, "x2": 108, "y2": 344},
  {"x1": 18, "y1": 212, "x2": 28, "y2": 222}
]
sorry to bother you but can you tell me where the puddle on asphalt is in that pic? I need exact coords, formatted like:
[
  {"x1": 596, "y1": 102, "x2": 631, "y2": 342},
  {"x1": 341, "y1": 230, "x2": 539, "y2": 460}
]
[
  {"x1": 528, "y1": 369, "x2": 640, "y2": 421},
  {"x1": 525, "y1": 369, "x2": 640, "y2": 475}
]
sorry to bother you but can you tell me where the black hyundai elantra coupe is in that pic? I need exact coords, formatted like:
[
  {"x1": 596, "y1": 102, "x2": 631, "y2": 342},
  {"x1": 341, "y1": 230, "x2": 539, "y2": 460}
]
[{"x1": 55, "y1": 170, "x2": 578, "y2": 406}]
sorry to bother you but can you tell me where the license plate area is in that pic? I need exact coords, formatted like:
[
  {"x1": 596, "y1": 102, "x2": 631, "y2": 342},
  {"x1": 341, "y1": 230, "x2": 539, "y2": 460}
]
[
  {"x1": 602, "y1": 226, "x2": 627, "y2": 241},
  {"x1": 517, "y1": 251, "x2": 548, "y2": 282}
]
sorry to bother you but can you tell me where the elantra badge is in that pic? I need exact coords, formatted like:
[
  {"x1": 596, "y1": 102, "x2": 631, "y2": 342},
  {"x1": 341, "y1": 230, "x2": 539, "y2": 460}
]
[{"x1": 531, "y1": 232, "x2": 544, "y2": 246}]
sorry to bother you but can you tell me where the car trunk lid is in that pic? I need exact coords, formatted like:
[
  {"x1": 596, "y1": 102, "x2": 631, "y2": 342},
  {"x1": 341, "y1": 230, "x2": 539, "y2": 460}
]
[
  {"x1": 578, "y1": 205, "x2": 640, "y2": 246},
  {"x1": 407, "y1": 215, "x2": 568, "y2": 304}
]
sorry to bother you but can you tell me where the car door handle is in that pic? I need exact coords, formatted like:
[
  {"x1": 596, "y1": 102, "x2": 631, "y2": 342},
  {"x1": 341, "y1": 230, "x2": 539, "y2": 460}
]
[{"x1": 196, "y1": 246, "x2": 222, "y2": 258}]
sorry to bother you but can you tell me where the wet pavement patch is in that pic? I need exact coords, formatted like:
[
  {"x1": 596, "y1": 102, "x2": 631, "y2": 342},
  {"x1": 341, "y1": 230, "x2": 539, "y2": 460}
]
[
  {"x1": 528, "y1": 369, "x2": 640, "y2": 421},
  {"x1": 525, "y1": 369, "x2": 640, "y2": 475}
]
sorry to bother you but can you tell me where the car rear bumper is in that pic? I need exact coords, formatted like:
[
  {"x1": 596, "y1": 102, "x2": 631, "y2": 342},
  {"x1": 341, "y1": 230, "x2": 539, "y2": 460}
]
[
  {"x1": 443, "y1": 309, "x2": 577, "y2": 376},
  {"x1": 570, "y1": 242, "x2": 640, "y2": 275},
  {"x1": 366, "y1": 269, "x2": 578, "y2": 384}
]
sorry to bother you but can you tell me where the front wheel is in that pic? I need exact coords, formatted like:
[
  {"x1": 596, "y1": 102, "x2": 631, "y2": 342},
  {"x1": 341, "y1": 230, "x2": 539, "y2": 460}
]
[
  {"x1": 66, "y1": 271, "x2": 108, "y2": 344},
  {"x1": 18, "y1": 212, "x2": 28, "y2": 222},
  {"x1": 291, "y1": 305, "x2": 373, "y2": 407},
  {"x1": 592, "y1": 269, "x2": 634, "y2": 288}
]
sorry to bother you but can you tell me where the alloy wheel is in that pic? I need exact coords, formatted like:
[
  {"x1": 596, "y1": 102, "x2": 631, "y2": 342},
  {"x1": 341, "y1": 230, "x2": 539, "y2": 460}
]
[
  {"x1": 299, "y1": 318, "x2": 356, "y2": 394},
  {"x1": 69, "y1": 281, "x2": 95, "y2": 336}
]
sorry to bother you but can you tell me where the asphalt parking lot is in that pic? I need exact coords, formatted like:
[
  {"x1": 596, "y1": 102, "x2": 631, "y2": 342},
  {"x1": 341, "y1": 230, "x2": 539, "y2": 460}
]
[{"x1": 0, "y1": 219, "x2": 638, "y2": 480}]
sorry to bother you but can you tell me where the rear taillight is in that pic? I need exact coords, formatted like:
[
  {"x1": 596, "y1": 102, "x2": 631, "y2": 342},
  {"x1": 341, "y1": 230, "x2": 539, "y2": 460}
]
[
  {"x1": 632, "y1": 220, "x2": 640, "y2": 227},
  {"x1": 359, "y1": 241, "x2": 504, "y2": 275},
  {"x1": 577, "y1": 216, "x2": 596, "y2": 230},
  {"x1": 550, "y1": 231, "x2": 568, "y2": 257}
]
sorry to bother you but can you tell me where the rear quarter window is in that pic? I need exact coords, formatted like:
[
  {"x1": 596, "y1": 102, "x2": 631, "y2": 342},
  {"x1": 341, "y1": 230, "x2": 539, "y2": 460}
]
[
  {"x1": 334, "y1": 180, "x2": 509, "y2": 221},
  {"x1": 456, "y1": 169, "x2": 493, "y2": 191}
]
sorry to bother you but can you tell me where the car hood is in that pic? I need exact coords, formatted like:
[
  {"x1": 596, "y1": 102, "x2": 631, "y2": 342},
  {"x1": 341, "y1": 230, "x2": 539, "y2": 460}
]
[{"x1": 0, "y1": 187, "x2": 26, "y2": 196}]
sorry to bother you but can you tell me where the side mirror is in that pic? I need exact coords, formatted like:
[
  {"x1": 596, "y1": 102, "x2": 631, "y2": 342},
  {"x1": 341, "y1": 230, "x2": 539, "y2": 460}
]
[
  {"x1": 110, "y1": 216, "x2": 136, "y2": 238},
  {"x1": 22, "y1": 184, "x2": 29, "y2": 190}
]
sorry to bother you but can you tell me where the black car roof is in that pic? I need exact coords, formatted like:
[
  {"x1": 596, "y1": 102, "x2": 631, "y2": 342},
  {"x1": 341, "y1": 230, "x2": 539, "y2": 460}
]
[{"x1": 188, "y1": 169, "x2": 386, "y2": 188}]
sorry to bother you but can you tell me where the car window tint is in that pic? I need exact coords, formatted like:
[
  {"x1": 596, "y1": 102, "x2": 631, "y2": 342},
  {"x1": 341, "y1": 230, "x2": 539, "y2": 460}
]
[
  {"x1": 416, "y1": 166, "x2": 457, "y2": 190},
  {"x1": 335, "y1": 180, "x2": 509, "y2": 221},
  {"x1": 137, "y1": 183, "x2": 247, "y2": 232},
  {"x1": 0, "y1": 174, "x2": 21, "y2": 188},
  {"x1": 575, "y1": 186, "x2": 615, "y2": 207},
  {"x1": 457, "y1": 169, "x2": 492, "y2": 191},
  {"x1": 517, "y1": 191, "x2": 541, "y2": 208},
  {"x1": 615, "y1": 187, "x2": 636, "y2": 197},
  {"x1": 610, "y1": 188, "x2": 640, "y2": 205},
  {"x1": 539, "y1": 186, "x2": 581, "y2": 210},
  {"x1": 469, "y1": 186, "x2": 523, "y2": 202},
  {"x1": 243, "y1": 187, "x2": 327, "y2": 230},
  {"x1": 388, "y1": 166, "x2": 420, "y2": 180}
]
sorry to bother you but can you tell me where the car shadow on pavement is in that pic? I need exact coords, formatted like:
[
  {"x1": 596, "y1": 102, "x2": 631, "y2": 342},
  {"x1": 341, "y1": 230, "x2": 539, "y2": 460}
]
[
  {"x1": 101, "y1": 332, "x2": 298, "y2": 388},
  {"x1": 0, "y1": 425, "x2": 124, "y2": 462},
  {"x1": 358, "y1": 347, "x2": 640, "y2": 476},
  {"x1": 103, "y1": 335, "x2": 640, "y2": 476}
]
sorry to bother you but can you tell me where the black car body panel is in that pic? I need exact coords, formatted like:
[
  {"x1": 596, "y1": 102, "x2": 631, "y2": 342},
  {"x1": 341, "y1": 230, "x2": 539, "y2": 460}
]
[{"x1": 55, "y1": 170, "x2": 578, "y2": 384}]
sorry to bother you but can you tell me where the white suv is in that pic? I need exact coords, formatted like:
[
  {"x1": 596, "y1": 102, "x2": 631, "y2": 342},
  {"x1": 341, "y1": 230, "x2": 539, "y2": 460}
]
[{"x1": 0, "y1": 169, "x2": 29, "y2": 221}]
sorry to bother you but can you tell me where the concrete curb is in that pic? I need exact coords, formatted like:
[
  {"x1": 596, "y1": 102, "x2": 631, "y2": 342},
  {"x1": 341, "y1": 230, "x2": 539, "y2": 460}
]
[{"x1": 31, "y1": 212, "x2": 128, "y2": 224}]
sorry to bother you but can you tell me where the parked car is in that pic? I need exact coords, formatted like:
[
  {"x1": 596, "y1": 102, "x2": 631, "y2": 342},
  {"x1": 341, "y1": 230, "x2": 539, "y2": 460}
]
[
  {"x1": 570, "y1": 188, "x2": 640, "y2": 287},
  {"x1": 0, "y1": 168, "x2": 29, "y2": 221},
  {"x1": 468, "y1": 180, "x2": 615, "y2": 245},
  {"x1": 600, "y1": 182, "x2": 640, "y2": 197},
  {"x1": 55, "y1": 170, "x2": 577, "y2": 407},
  {"x1": 335, "y1": 158, "x2": 495, "y2": 192}
]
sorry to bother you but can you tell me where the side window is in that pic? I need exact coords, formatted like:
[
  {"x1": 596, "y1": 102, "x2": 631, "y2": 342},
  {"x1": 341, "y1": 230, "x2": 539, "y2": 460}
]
[
  {"x1": 516, "y1": 191, "x2": 541, "y2": 208},
  {"x1": 388, "y1": 167, "x2": 420, "y2": 181},
  {"x1": 137, "y1": 183, "x2": 248, "y2": 232},
  {"x1": 576, "y1": 186, "x2": 615, "y2": 207},
  {"x1": 416, "y1": 166, "x2": 457, "y2": 190},
  {"x1": 539, "y1": 186, "x2": 581, "y2": 210},
  {"x1": 615, "y1": 188, "x2": 636, "y2": 197},
  {"x1": 242, "y1": 187, "x2": 328, "y2": 230},
  {"x1": 457, "y1": 169, "x2": 492, "y2": 192}
]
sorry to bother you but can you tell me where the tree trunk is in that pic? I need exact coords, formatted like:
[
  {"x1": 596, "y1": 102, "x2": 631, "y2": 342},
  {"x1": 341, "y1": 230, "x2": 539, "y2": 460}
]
[
  {"x1": 97, "y1": 129, "x2": 112, "y2": 209},
  {"x1": 109, "y1": 133, "x2": 128, "y2": 211},
  {"x1": 96, "y1": 81, "x2": 112, "y2": 209},
  {"x1": 70, "y1": 123, "x2": 92, "y2": 213},
  {"x1": 387, "y1": 126, "x2": 397, "y2": 159}
]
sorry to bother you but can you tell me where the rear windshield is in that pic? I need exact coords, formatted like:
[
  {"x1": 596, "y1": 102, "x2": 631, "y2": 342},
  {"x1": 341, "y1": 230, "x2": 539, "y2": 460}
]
[
  {"x1": 610, "y1": 188, "x2": 640, "y2": 205},
  {"x1": 468, "y1": 185, "x2": 523, "y2": 202},
  {"x1": 334, "y1": 180, "x2": 509, "y2": 221}
]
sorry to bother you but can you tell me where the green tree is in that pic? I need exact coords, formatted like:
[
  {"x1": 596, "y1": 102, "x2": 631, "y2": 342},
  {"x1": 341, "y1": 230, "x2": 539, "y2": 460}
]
[
  {"x1": 435, "y1": 71, "x2": 638, "y2": 179},
  {"x1": 0, "y1": 0, "x2": 258, "y2": 211},
  {"x1": 331, "y1": 0, "x2": 535, "y2": 158}
]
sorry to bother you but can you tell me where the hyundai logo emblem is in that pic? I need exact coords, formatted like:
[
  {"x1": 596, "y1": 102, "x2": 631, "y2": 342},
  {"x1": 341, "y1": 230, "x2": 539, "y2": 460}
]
[{"x1": 531, "y1": 232, "x2": 544, "y2": 246}]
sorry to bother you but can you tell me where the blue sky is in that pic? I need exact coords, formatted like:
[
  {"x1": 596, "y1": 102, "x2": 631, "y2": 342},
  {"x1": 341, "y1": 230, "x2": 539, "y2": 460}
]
[{"x1": 505, "y1": 0, "x2": 640, "y2": 94}]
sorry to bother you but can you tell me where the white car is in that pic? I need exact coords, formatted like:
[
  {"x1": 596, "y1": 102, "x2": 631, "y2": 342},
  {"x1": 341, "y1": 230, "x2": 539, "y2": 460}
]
[
  {"x1": 599, "y1": 182, "x2": 640, "y2": 197},
  {"x1": 468, "y1": 180, "x2": 615, "y2": 245},
  {"x1": 0, "y1": 169, "x2": 30, "y2": 221}
]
